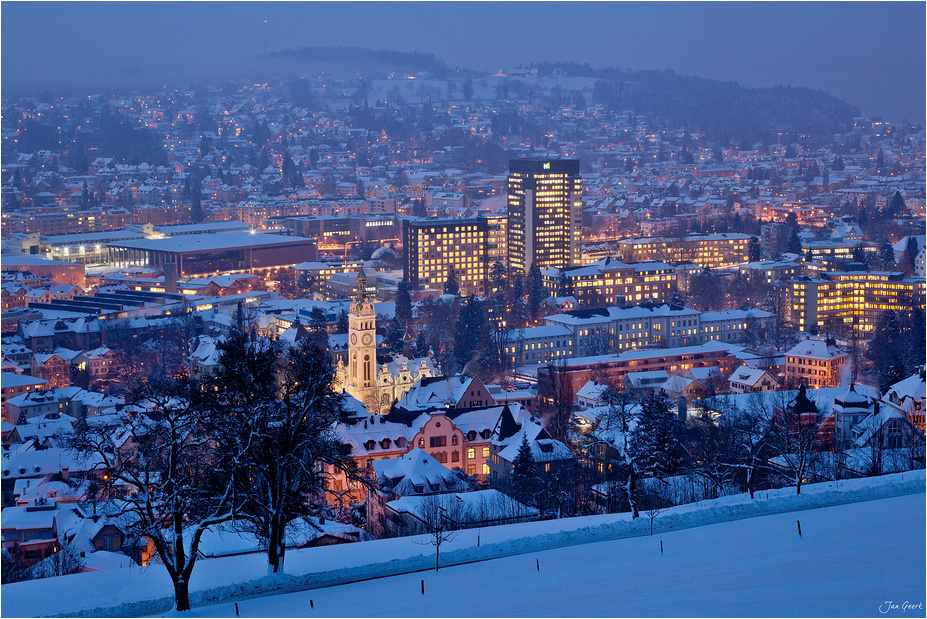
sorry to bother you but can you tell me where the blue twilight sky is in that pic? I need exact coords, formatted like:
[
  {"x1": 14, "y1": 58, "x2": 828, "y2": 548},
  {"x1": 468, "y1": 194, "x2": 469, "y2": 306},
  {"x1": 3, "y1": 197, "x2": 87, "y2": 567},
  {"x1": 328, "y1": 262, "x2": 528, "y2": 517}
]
[{"x1": 2, "y1": 1, "x2": 924, "y2": 123}]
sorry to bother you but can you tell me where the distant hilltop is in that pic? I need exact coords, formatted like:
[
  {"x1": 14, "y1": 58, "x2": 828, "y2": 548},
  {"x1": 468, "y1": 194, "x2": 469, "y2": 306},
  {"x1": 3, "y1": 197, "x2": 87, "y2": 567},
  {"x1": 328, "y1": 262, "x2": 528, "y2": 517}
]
[
  {"x1": 260, "y1": 46, "x2": 450, "y2": 78},
  {"x1": 260, "y1": 47, "x2": 860, "y2": 141}
]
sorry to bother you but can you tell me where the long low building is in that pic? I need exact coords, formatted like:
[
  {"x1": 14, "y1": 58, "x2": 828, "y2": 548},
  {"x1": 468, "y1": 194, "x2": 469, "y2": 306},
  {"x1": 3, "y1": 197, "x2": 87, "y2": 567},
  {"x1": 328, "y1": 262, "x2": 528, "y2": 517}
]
[
  {"x1": 536, "y1": 341, "x2": 741, "y2": 404},
  {"x1": 106, "y1": 231, "x2": 318, "y2": 278},
  {"x1": 541, "y1": 257, "x2": 677, "y2": 306},
  {"x1": 616, "y1": 232, "x2": 752, "y2": 268},
  {"x1": 790, "y1": 271, "x2": 926, "y2": 334}
]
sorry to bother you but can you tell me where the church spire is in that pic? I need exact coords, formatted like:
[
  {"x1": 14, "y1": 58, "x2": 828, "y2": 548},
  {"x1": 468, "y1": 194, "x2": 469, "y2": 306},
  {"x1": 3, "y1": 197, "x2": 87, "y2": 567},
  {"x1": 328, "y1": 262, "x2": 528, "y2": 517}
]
[{"x1": 356, "y1": 268, "x2": 367, "y2": 302}]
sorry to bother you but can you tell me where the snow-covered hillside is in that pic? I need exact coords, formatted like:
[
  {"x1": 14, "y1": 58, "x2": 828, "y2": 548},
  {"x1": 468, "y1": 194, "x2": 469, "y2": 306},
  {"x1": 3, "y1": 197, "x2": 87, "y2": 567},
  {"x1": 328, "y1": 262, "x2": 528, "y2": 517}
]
[
  {"x1": 177, "y1": 492, "x2": 926, "y2": 618},
  {"x1": 2, "y1": 471, "x2": 923, "y2": 617}
]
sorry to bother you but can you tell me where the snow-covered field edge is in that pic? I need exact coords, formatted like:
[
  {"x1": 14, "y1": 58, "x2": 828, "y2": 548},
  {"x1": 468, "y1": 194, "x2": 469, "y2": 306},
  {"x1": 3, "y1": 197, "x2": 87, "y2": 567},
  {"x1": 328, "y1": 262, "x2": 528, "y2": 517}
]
[{"x1": 9, "y1": 470, "x2": 925, "y2": 618}]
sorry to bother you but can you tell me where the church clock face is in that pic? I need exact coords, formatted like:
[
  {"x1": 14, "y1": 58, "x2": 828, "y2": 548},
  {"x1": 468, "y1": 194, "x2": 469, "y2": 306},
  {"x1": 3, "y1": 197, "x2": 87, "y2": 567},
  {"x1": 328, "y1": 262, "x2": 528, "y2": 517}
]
[
  {"x1": 361, "y1": 333, "x2": 373, "y2": 346},
  {"x1": 350, "y1": 333, "x2": 358, "y2": 345}
]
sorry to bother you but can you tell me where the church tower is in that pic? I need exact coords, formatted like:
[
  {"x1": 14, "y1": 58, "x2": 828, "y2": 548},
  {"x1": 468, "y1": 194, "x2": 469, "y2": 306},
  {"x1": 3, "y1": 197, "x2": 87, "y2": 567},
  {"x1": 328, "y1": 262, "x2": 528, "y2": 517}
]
[{"x1": 345, "y1": 269, "x2": 379, "y2": 411}]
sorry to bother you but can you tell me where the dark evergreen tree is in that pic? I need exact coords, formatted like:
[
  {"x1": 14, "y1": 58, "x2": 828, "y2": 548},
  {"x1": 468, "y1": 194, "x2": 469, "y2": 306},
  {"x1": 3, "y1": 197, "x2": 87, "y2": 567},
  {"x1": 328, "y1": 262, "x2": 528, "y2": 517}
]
[
  {"x1": 414, "y1": 332, "x2": 429, "y2": 358},
  {"x1": 190, "y1": 179, "x2": 204, "y2": 222},
  {"x1": 336, "y1": 309, "x2": 349, "y2": 334},
  {"x1": 786, "y1": 229, "x2": 802, "y2": 255},
  {"x1": 385, "y1": 317, "x2": 405, "y2": 353},
  {"x1": 852, "y1": 244, "x2": 867, "y2": 263},
  {"x1": 308, "y1": 307, "x2": 328, "y2": 350},
  {"x1": 903, "y1": 236, "x2": 919, "y2": 275},
  {"x1": 443, "y1": 268, "x2": 459, "y2": 296},
  {"x1": 512, "y1": 275, "x2": 524, "y2": 302},
  {"x1": 748, "y1": 236, "x2": 761, "y2": 262},
  {"x1": 453, "y1": 296, "x2": 489, "y2": 371},
  {"x1": 510, "y1": 434, "x2": 538, "y2": 506},
  {"x1": 878, "y1": 241, "x2": 896, "y2": 271},
  {"x1": 629, "y1": 391, "x2": 688, "y2": 478},
  {"x1": 395, "y1": 280, "x2": 413, "y2": 326},
  {"x1": 282, "y1": 151, "x2": 301, "y2": 187},
  {"x1": 462, "y1": 76, "x2": 474, "y2": 101},
  {"x1": 526, "y1": 263, "x2": 547, "y2": 322},
  {"x1": 887, "y1": 191, "x2": 906, "y2": 217},
  {"x1": 867, "y1": 310, "x2": 907, "y2": 393}
]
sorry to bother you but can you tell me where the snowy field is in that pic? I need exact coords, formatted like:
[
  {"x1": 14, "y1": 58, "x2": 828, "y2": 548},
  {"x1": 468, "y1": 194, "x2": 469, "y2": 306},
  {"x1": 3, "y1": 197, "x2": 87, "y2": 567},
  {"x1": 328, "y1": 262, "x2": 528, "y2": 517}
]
[
  {"x1": 2, "y1": 471, "x2": 924, "y2": 617},
  {"x1": 172, "y1": 493, "x2": 926, "y2": 618}
]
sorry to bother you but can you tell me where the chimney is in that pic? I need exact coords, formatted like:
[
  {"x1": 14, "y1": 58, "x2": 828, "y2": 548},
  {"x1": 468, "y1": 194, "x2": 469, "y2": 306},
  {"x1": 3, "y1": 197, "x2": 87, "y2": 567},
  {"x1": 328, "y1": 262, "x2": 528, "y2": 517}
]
[
  {"x1": 164, "y1": 262, "x2": 178, "y2": 294},
  {"x1": 61, "y1": 466, "x2": 69, "y2": 481}
]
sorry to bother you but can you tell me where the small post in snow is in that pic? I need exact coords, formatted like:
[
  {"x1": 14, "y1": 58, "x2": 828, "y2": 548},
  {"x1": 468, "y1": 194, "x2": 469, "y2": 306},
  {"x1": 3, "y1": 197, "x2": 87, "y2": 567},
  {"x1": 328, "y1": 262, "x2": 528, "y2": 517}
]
[
  {"x1": 310, "y1": 600, "x2": 314, "y2": 610},
  {"x1": 235, "y1": 603, "x2": 240, "y2": 617},
  {"x1": 797, "y1": 520, "x2": 802, "y2": 537},
  {"x1": 660, "y1": 540, "x2": 663, "y2": 555},
  {"x1": 477, "y1": 529, "x2": 480, "y2": 547},
  {"x1": 421, "y1": 579, "x2": 425, "y2": 595},
  {"x1": 536, "y1": 558, "x2": 539, "y2": 571}
]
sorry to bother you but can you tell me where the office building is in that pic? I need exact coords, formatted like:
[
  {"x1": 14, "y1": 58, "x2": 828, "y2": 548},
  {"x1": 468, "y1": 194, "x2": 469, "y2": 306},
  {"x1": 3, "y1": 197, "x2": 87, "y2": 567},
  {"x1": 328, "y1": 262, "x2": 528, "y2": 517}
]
[
  {"x1": 403, "y1": 217, "x2": 490, "y2": 297},
  {"x1": 507, "y1": 159, "x2": 582, "y2": 276}
]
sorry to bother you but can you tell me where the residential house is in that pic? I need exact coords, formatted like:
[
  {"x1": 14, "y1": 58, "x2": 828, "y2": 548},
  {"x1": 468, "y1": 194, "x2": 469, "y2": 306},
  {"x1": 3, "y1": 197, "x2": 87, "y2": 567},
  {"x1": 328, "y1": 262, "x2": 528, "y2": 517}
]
[
  {"x1": 784, "y1": 339, "x2": 847, "y2": 388},
  {"x1": 727, "y1": 366, "x2": 780, "y2": 394}
]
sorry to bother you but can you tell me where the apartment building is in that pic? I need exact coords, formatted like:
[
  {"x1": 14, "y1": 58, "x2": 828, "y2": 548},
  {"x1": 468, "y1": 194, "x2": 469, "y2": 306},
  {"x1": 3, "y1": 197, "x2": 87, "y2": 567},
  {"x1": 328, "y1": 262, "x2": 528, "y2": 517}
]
[{"x1": 789, "y1": 271, "x2": 926, "y2": 334}]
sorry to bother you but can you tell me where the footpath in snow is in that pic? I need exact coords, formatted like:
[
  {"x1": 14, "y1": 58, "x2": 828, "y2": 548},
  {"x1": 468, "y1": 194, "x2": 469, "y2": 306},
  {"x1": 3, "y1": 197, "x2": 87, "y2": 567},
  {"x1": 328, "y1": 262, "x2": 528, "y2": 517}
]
[{"x1": 1, "y1": 470, "x2": 924, "y2": 617}]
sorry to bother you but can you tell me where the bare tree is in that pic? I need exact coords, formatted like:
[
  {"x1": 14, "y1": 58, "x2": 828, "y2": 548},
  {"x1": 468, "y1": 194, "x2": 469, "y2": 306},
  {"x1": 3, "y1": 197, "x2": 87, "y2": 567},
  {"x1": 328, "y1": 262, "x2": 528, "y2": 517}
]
[
  {"x1": 599, "y1": 387, "x2": 640, "y2": 519},
  {"x1": 544, "y1": 360, "x2": 575, "y2": 443},
  {"x1": 733, "y1": 393, "x2": 774, "y2": 498},
  {"x1": 71, "y1": 373, "x2": 249, "y2": 612},
  {"x1": 27, "y1": 539, "x2": 85, "y2": 580},
  {"x1": 766, "y1": 386, "x2": 824, "y2": 495},
  {"x1": 414, "y1": 494, "x2": 467, "y2": 571},
  {"x1": 642, "y1": 481, "x2": 668, "y2": 536}
]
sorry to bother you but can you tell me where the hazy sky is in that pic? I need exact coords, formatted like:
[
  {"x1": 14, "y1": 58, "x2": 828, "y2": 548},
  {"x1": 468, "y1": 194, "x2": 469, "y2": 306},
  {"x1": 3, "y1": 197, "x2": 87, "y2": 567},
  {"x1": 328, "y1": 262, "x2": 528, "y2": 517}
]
[{"x1": 2, "y1": 2, "x2": 924, "y2": 123}]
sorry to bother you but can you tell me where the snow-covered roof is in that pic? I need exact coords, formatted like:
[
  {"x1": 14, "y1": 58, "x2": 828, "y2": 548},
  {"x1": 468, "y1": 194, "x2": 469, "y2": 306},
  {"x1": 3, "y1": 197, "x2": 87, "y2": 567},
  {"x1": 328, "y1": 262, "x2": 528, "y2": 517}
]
[
  {"x1": 576, "y1": 381, "x2": 609, "y2": 402},
  {"x1": 786, "y1": 339, "x2": 846, "y2": 360},
  {"x1": 728, "y1": 366, "x2": 774, "y2": 387},
  {"x1": 373, "y1": 448, "x2": 466, "y2": 496},
  {"x1": 397, "y1": 375, "x2": 475, "y2": 410}
]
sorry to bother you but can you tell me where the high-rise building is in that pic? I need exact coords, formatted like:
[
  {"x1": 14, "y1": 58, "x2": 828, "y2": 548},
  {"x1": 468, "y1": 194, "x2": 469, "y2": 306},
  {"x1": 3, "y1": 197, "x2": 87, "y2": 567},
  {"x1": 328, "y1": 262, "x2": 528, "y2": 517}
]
[{"x1": 507, "y1": 159, "x2": 582, "y2": 276}]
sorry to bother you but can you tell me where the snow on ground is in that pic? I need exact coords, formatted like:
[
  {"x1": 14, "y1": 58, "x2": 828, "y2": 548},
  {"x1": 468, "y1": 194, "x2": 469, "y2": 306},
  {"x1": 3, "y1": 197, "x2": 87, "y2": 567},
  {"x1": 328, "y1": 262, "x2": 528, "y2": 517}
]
[
  {"x1": 172, "y1": 493, "x2": 926, "y2": 618},
  {"x1": 2, "y1": 470, "x2": 924, "y2": 617}
]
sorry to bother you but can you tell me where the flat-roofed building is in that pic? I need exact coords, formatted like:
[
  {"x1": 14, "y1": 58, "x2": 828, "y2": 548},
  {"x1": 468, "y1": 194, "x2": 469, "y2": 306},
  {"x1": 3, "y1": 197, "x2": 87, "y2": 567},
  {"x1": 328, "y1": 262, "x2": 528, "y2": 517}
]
[
  {"x1": 789, "y1": 271, "x2": 926, "y2": 334},
  {"x1": 106, "y1": 232, "x2": 318, "y2": 278},
  {"x1": 617, "y1": 233, "x2": 751, "y2": 268},
  {"x1": 542, "y1": 257, "x2": 677, "y2": 306},
  {"x1": 507, "y1": 159, "x2": 582, "y2": 276},
  {"x1": 537, "y1": 341, "x2": 740, "y2": 405},
  {"x1": 403, "y1": 216, "x2": 489, "y2": 297},
  {"x1": 738, "y1": 259, "x2": 803, "y2": 284}
]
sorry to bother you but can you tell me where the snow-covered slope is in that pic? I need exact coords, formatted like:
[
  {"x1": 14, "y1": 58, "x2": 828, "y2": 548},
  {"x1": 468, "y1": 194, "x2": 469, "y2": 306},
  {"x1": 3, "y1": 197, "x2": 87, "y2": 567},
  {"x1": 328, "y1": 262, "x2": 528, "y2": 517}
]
[
  {"x1": 2, "y1": 471, "x2": 923, "y2": 617},
  {"x1": 177, "y1": 492, "x2": 926, "y2": 618}
]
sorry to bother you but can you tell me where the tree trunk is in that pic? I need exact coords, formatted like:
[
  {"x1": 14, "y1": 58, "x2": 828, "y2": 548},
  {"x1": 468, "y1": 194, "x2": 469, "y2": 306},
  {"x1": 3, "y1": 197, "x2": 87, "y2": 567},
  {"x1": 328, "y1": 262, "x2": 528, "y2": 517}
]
[
  {"x1": 627, "y1": 472, "x2": 639, "y2": 519},
  {"x1": 435, "y1": 543, "x2": 440, "y2": 571},
  {"x1": 267, "y1": 513, "x2": 283, "y2": 574},
  {"x1": 174, "y1": 578, "x2": 191, "y2": 612}
]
